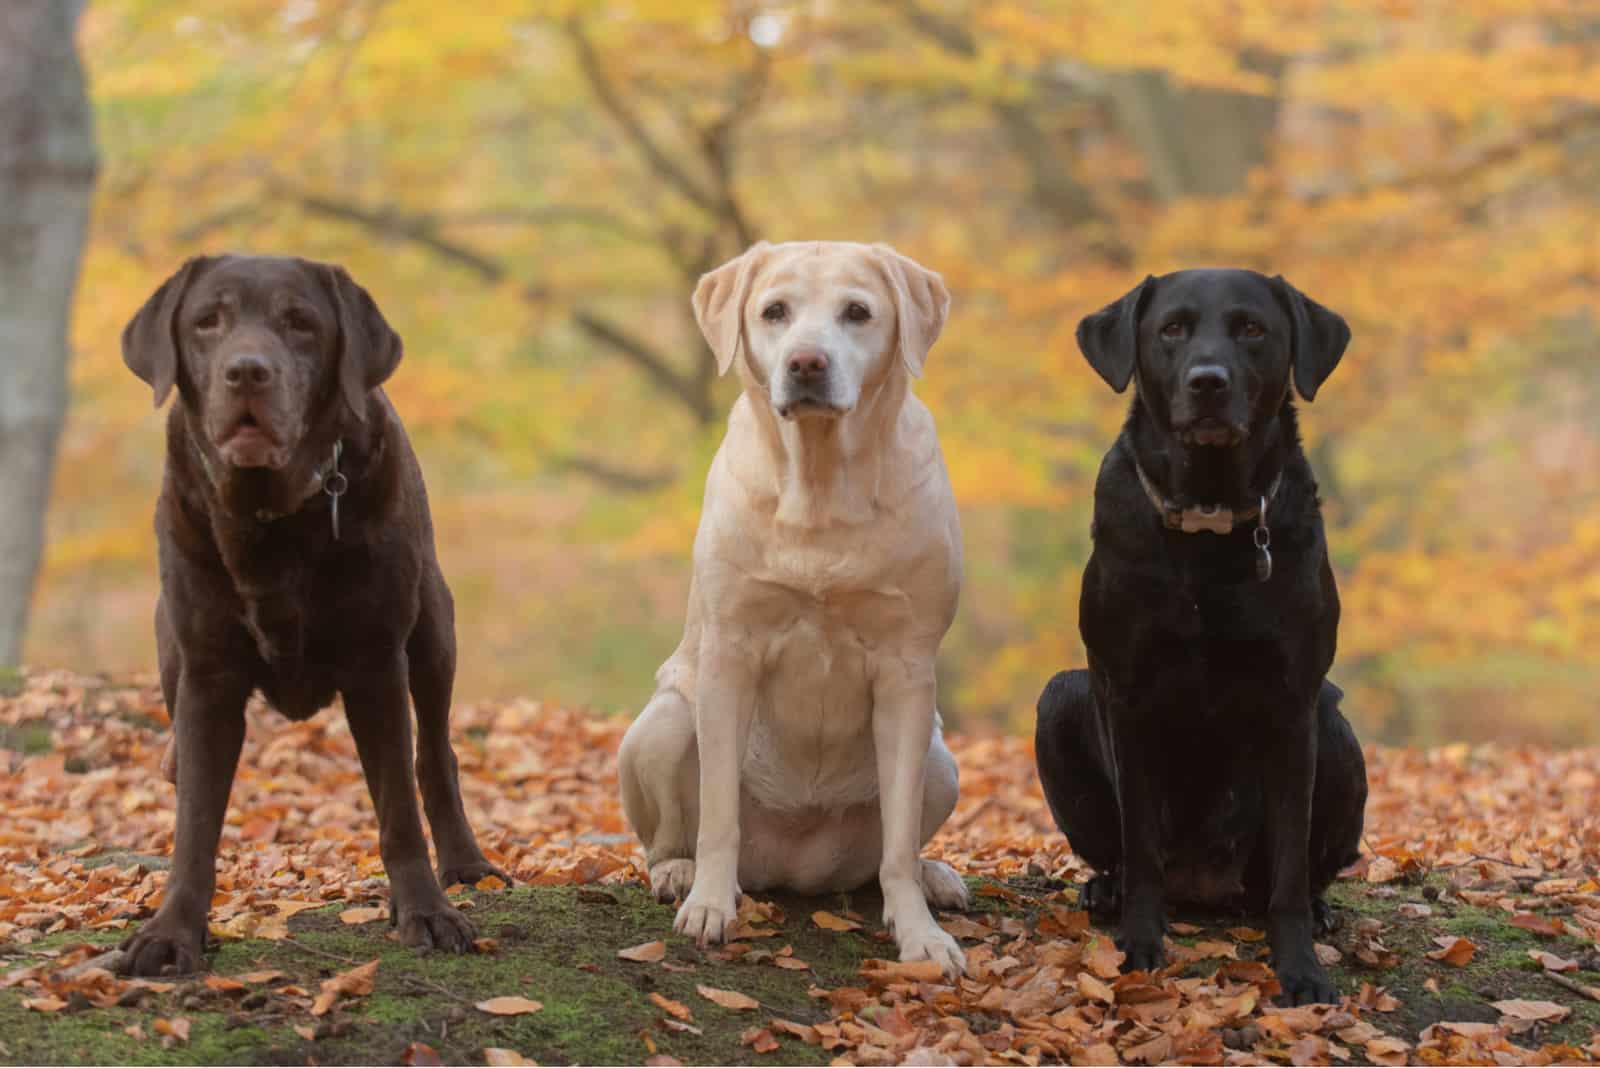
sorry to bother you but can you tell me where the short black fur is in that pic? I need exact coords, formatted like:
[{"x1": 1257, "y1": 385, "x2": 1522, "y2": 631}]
[{"x1": 1035, "y1": 268, "x2": 1368, "y2": 1006}]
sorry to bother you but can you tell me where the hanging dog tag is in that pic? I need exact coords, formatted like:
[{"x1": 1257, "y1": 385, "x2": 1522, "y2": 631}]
[
  {"x1": 322, "y1": 441, "x2": 348, "y2": 541},
  {"x1": 1254, "y1": 496, "x2": 1272, "y2": 582}
]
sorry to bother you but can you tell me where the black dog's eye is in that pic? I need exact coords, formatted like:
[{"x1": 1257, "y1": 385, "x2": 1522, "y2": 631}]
[
  {"x1": 762, "y1": 301, "x2": 788, "y2": 323},
  {"x1": 842, "y1": 301, "x2": 871, "y2": 324},
  {"x1": 1160, "y1": 321, "x2": 1186, "y2": 341},
  {"x1": 1240, "y1": 320, "x2": 1265, "y2": 340},
  {"x1": 194, "y1": 310, "x2": 222, "y2": 333}
]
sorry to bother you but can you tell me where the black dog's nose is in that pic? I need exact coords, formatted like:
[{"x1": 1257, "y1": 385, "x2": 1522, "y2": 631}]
[
  {"x1": 787, "y1": 349, "x2": 829, "y2": 381},
  {"x1": 1185, "y1": 365, "x2": 1231, "y2": 397},
  {"x1": 222, "y1": 353, "x2": 274, "y2": 392}
]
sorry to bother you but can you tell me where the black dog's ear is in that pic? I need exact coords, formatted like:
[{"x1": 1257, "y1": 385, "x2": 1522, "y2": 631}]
[
  {"x1": 320, "y1": 264, "x2": 402, "y2": 422},
  {"x1": 122, "y1": 256, "x2": 212, "y2": 407},
  {"x1": 1076, "y1": 275, "x2": 1155, "y2": 393},
  {"x1": 1272, "y1": 275, "x2": 1350, "y2": 402}
]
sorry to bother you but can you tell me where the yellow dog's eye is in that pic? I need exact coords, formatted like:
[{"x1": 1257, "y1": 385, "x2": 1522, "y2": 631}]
[
  {"x1": 842, "y1": 301, "x2": 871, "y2": 323},
  {"x1": 762, "y1": 302, "x2": 787, "y2": 323}
]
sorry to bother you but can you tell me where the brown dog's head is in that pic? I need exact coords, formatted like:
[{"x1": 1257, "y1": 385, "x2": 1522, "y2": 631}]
[{"x1": 122, "y1": 255, "x2": 401, "y2": 469}]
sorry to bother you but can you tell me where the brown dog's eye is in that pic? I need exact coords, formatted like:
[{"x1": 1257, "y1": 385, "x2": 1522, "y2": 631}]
[
  {"x1": 1241, "y1": 320, "x2": 1265, "y2": 340},
  {"x1": 1160, "y1": 321, "x2": 1186, "y2": 341},
  {"x1": 283, "y1": 310, "x2": 314, "y2": 334},
  {"x1": 762, "y1": 301, "x2": 787, "y2": 323},
  {"x1": 842, "y1": 301, "x2": 871, "y2": 324},
  {"x1": 195, "y1": 310, "x2": 222, "y2": 333}
]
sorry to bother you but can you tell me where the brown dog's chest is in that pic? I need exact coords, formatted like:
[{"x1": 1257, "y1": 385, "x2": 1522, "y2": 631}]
[{"x1": 230, "y1": 558, "x2": 345, "y2": 720}]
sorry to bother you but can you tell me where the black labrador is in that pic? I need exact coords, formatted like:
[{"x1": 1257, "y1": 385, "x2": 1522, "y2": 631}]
[
  {"x1": 119, "y1": 254, "x2": 507, "y2": 975},
  {"x1": 1034, "y1": 269, "x2": 1368, "y2": 1005}
]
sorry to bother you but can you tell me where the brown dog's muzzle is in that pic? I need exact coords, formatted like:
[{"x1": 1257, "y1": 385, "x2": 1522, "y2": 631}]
[{"x1": 206, "y1": 345, "x2": 304, "y2": 469}]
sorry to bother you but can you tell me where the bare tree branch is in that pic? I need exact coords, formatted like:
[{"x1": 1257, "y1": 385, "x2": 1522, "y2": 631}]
[
  {"x1": 566, "y1": 18, "x2": 721, "y2": 217},
  {"x1": 571, "y1": 308, "x2": 711, "y2": 423},
  {"x1": 268, "y1": 177, "x2": 713, "y2": 424},
  {"x1": 548, "y1": 452, "x2": 673, "y2": 493}
]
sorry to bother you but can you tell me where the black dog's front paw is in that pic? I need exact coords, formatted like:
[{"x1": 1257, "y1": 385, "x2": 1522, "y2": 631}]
[
  {"x1": 1081, "y1": 872, "x2": 1121, "y2": 918},
  {"x1": 1276, "y1": 959, "x2": 1338, "y2": 1006},
  {"x1": 1116, "y1": 930, "x2": 1167, "y2": 973}
]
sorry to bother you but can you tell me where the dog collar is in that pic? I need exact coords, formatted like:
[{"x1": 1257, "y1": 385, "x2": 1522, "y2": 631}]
[
  {"x1": 1134, "y1": 462, "x2": 1283, "y2": 581},
  {"x1": 191, "y1": 438, "x2": 347, "y2": 534}
]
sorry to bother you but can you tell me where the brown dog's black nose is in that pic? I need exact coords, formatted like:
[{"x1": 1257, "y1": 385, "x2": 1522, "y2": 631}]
[
  {"x1": 787, "y1": 349, "x2": 829, "y2": 381},
  {"x1": 222, "y1": 353, "x2": 275, "y2": 392},
  {"x1": 1185, "y1": 365, "x2": 1231, "y2": 398}
]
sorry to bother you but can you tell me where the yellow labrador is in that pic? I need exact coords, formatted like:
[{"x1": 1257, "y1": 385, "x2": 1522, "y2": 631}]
[{"x1": 618, "y1": 241, "x2": 968, "y2": 975}]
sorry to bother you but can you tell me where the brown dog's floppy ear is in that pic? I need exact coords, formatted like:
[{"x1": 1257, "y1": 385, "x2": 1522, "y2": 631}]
[
  {"x1": 873, "y1": 244, "x2": 950, "y2": 379},
  {"x1": 320, "y1": 264, "x2": 403, "y2": 422},
  {"x1": 122, "y1": 256, "x2": 211, "y2": 407},
  {"x1": 1272, "y1": 275, "x2": 1350, "y2": 402},
  {"x1": 692, "y1": 242, "x2": 772, "y2": 376},
  {"x1": 1076, "y1": 275, "x2": 1154, "y2": 394}
]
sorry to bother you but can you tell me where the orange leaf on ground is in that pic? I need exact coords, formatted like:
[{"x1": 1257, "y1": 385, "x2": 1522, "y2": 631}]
[
  {"x1": 399, "y1": 1041, "x2": 443, "y2": 1066},
  {"x1": 1509, "y1": 912, "x2": 1564, "y2": 937},
  {"x1": 310, "y1": 959, "x2": 379, "y2": 1016},
  {"x1": 1493, "y1": 998, "x2": 1571, "y2": 1033},
  {"x1": 740, "y1": 1026, "x2": 780, "y2": 1053},
  {"x1": 476, "y1": 996, "x2": 544, "y2": 1016},
  {"x1": 1528, "y1": 949, "x2": 1578, "y2": 972},
  {"x1": 1425, "y1": 935, "x2": 1476, "y2": 966},
  {"x1": 483, "y1": 1049, "x2": 537, "y2": 1066},
  {"x1": 648, "y1": 992, "x2": 692, "y2": 1021},
  {"x1": 697, "y1": 984, "x2": 759, "y2": 1011},
  {"x1": 616, "y1": 940, "x2": 666, "y2": 963},
  {"x1": 811, "y1": 910, "x2": 861, "y2": 932},
  {"x1": 338, "y1": 906, "x2": 387, "y2": 925},
  {"x1": 153, "y1": 1017, "x2": 191, "y2": 1043}
]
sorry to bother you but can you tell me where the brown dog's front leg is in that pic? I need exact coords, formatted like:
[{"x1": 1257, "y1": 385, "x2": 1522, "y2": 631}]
[
  {"x1": 343, "y1": 658, "x2": 476, "y2": 954},
  {"x1": 120, "y1": 673, "x2": 249, "y2": 975},
  {"x1": 1262, "y1": 715, "x2": 1335, "y2": 1005}
]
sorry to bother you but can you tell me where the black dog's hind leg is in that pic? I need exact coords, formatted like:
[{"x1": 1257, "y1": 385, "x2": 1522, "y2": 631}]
[
  {"x1": 1035, "y1": 671, "x2": 1122, "y2": 916},
  {"x1": 1309, "y1": 681, "x2": 1367, "y2": 934}
]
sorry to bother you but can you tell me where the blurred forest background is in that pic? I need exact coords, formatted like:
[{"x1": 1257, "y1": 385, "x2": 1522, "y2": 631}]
[{"x1": 14, "y1": 0, "x2": 1600, "y2": 744}]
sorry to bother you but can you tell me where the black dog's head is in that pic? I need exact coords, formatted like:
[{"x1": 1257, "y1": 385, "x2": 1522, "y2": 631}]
[
  {"x1": 122, "y1": 254, "x2": 401, "y2": 470},
  {"x1": 1076, "y1": 269, "x2": 1349, "y2": 446}
]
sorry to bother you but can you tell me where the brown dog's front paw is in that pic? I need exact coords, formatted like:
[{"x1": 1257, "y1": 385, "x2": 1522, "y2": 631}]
[
  {"x1": 437, "y1": 860, "x2": 511, "y2": 890},
  {"x1": 396, "y1": 902, "x2": 477, "y2": 954},
  {"x1": 120, "y1": 917, "x2": 206, "y2": 976}
]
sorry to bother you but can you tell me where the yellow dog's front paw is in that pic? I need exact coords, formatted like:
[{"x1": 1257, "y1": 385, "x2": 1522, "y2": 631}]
[
  {"x1": 673, "y1": 886, "x2": 738, "y2": 946},
  {"x1": 895, "y1": 920, "x2": 966, "y2": 977}
]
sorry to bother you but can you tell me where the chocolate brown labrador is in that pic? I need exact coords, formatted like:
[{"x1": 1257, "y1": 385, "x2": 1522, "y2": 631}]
[{"x1": 119, "y1": 254, "x2": 506, "y2": 975}]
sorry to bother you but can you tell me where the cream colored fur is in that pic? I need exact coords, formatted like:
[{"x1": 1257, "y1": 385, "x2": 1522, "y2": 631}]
[{"x1": 617, "y1": 241, "x2": 969, "y2": 976}]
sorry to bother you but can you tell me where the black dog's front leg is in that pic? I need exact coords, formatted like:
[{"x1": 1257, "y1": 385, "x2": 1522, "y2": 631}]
[
  {"x1": 1107, "y1": 701, "x2": 1167, "y2": 972},
  {"x1": 1263, "y1": 712, "x2": 1336, "y2": 1004}
]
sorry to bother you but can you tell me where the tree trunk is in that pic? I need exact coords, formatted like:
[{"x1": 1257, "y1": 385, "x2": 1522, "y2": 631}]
[
  {"x1": 1105, "y1": 68, "x2": 1282, "y2": 201},
  {"x1": 0, "y1": 1, "x2": 97, "y2": 667}
]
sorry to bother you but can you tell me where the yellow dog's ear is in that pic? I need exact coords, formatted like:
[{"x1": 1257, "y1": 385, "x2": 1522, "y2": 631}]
[
  {"x1": 872, "y1": 244, "x2": 950, "y2": 379},
  {"x1": 692, "y1": 242, "x2": 773, "y2": 376}
]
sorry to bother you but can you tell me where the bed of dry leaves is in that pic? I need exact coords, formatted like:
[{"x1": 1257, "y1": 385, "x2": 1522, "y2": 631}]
[{"x1": 2, "y1": 670, "x2": 1598, "y2": 1066}]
